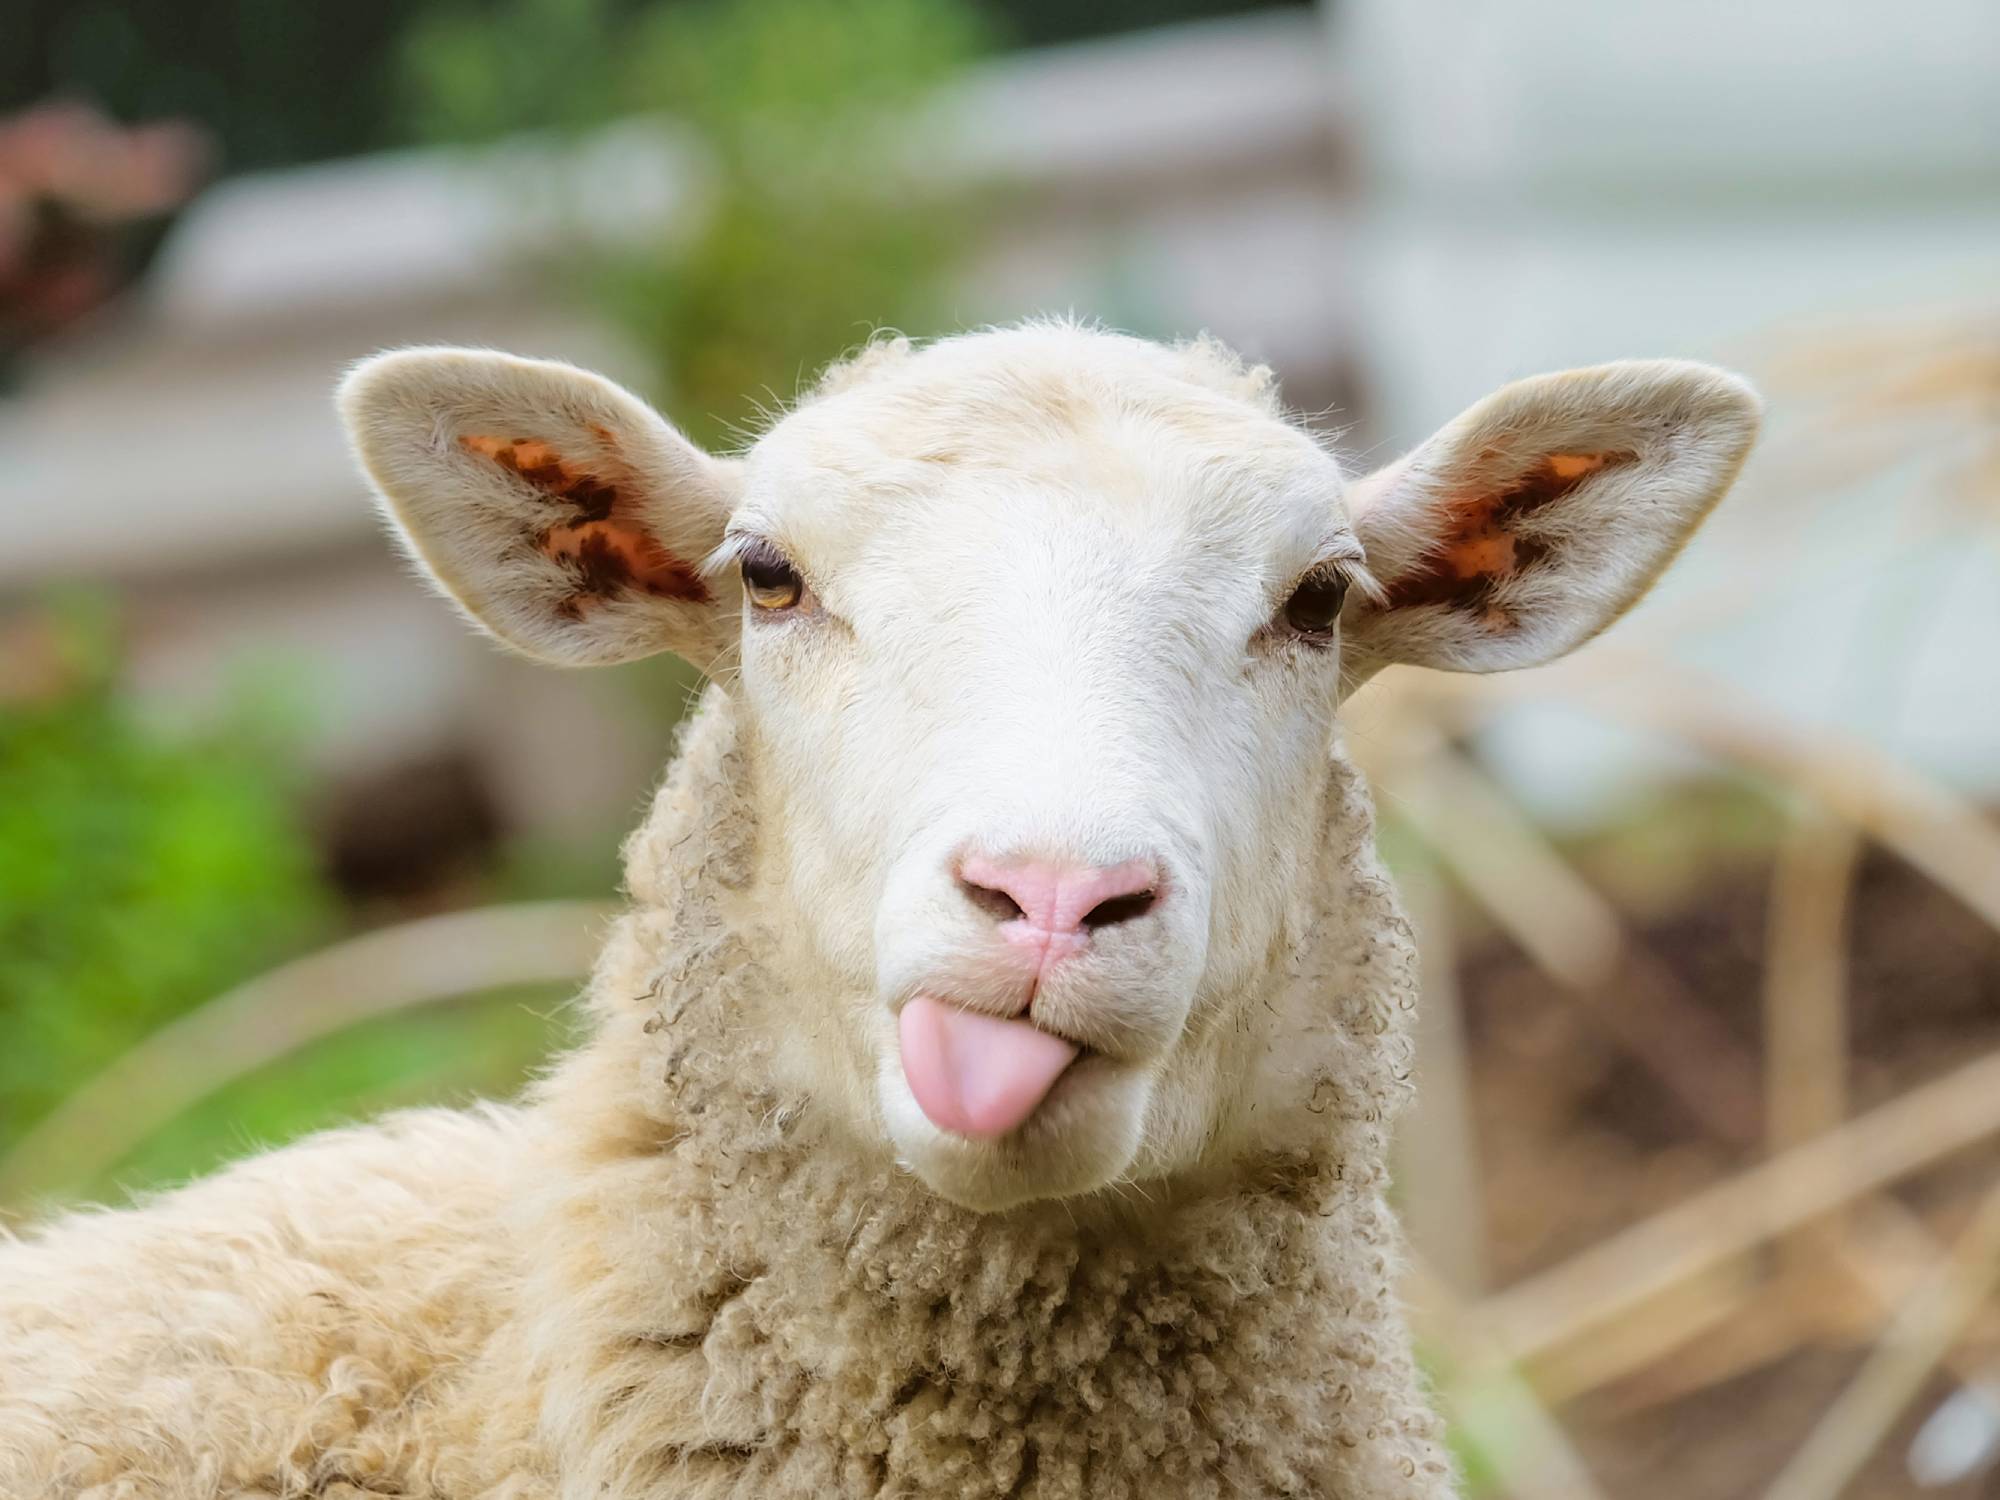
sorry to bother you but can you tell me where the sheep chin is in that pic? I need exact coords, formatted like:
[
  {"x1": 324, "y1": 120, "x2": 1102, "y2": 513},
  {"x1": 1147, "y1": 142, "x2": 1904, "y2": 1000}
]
[{"x1": 877, "y1": 1050, "x2": 1153, "y2": 1213}]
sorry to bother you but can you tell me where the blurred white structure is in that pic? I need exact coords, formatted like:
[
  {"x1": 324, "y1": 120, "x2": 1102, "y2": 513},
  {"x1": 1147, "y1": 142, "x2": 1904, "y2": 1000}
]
[{"x1": 1334, "y1": 0, "x2": 2000, "y2": 816}]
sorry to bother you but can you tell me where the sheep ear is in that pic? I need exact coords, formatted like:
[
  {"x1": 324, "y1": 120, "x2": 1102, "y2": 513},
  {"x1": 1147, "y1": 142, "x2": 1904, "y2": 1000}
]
[
  {"x1": 338, "y1": 348, "x2": 740, "y2": 669},
  {"x1": 1341, "y1": 360, "x2": 1759, "y2": 680}
]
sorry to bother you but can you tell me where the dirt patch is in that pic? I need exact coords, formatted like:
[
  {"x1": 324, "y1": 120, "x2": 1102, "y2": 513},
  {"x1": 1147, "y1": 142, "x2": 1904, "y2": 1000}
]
[{"x1": 1455, "y1": 835, "x2": 2000, "y2": 1497}]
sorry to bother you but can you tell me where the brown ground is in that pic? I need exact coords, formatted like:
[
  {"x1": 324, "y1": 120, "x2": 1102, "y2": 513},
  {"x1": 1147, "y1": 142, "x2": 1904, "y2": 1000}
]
[{"x1": 1456, "y1": 835, "x2": 2000, "y2": 1499}]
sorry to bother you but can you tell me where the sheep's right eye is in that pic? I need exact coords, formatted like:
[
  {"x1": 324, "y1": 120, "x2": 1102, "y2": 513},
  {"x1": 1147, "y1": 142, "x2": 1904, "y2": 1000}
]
[{"x1": 741, "y1": 544, "x2": 805, "y2": 611}]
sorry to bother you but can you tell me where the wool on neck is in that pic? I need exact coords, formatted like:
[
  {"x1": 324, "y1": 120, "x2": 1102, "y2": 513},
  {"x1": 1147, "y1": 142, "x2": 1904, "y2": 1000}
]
[{"x1": 502, "y1": 686, "x2": 1452, "y2": 1498}]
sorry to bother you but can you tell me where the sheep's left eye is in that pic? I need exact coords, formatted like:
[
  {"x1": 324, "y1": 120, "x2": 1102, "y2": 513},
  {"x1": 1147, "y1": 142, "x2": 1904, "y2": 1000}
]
[
  {"x1": 741, "y1": 544, "x2": 804, "y2": 611},
  {"x1": 1280, "y1": 569, "x2": 1349, "y2": 640}
]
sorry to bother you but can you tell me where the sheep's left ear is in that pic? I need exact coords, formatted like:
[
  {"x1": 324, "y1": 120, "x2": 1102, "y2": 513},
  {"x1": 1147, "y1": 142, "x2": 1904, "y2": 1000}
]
[
  {"x1": 1341, "y1": 360, "x2": 1760, "y2": 680},
  {"x1": 339, "y1": 347, "x2": 740, "y2": 670}
]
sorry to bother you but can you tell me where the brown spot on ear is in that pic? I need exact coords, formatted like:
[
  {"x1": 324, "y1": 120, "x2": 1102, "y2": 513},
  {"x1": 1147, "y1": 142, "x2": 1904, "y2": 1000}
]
[
  {"x1": 541, "y1": 519, "x2": 711, "y2": 614},
  {"x1": 1379, "y1": 450, "x2": 1636, "y2": 616},
  {"x1": 460, "y1": 432, "x2": 712, "y2": 609},
  {"x1": 462, "y1": 433, "x2": 621, "y2": 522}
]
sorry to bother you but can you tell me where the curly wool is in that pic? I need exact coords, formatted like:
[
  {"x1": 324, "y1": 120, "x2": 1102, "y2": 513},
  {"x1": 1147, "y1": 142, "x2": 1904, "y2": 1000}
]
[{"x1": 0, "y1": 687, "x2": 1453, "y2": 1499}]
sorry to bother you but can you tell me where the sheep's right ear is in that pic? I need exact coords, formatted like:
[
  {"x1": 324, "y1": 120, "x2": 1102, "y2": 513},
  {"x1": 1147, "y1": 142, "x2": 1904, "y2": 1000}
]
[{"x1": 338, "y1": 348, "x2": 741, "y2": 669}]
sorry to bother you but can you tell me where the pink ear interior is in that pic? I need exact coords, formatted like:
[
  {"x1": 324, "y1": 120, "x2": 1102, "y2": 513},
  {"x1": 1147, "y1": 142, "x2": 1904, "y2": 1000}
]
[
  {"x1": 461, "y1": 432, "x2": 712, "y2": 617},
  {"x1": 1380, "y1": 450, "x2": 1635, "y2": 630}
]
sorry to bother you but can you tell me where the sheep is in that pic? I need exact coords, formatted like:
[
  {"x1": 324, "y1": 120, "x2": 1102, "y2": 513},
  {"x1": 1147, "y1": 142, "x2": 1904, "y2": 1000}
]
[{"x1": 0, "y1": 320, "x2": 1760, "y2": 1499}]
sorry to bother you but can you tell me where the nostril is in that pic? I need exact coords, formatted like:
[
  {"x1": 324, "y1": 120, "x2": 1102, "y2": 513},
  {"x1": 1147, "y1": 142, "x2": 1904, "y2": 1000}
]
[
  {"x1": 959, "y1": 877, "x2": 1026, "y2": 925},
  {"x1": 956, "y1": 851, "x2": 1163, "y2": 938},
  {"x1": 1079, "y1": 888, "x2": 1158, "y2": 930}
]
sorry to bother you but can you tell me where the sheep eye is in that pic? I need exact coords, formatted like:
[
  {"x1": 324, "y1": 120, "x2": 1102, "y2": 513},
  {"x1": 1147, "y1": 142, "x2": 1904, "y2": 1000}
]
[
  {"x1": 1281, "y1": 569, "x2": 1349, "y2": 640},
  {"x1": 740, "y1": 543, "x2": 804, "y2": 611}
]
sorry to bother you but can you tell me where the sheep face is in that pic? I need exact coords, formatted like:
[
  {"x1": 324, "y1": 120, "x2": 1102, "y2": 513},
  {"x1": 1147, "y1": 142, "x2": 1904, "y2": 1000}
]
[
  {"x1": 341, "y1": 323, "x2": 1759, "y2": 1212},
  {"x1": 728, "y1": 338, "x2": 1363, "y2": 1209}
]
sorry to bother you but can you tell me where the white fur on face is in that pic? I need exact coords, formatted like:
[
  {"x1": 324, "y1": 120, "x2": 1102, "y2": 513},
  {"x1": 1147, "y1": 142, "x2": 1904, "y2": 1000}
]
[
  {"x1": 342, "y1": 320, "x2": 1759, "y2": 1212},
  {"x1": 730, "y1": 328, "x2": 1357, "y2": 1208}
]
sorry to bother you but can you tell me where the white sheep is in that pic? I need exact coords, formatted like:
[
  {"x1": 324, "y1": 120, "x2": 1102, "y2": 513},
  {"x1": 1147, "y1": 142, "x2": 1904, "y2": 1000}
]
[{"x1": 0, "y1": 320, "x2": 1759, "y2": 1498}]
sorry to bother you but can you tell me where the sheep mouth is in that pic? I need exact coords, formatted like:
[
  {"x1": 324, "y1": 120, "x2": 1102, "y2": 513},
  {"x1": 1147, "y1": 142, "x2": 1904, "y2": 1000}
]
[{"x1": 897, "y1": 996, "x2": 1084, "y2": 1140}]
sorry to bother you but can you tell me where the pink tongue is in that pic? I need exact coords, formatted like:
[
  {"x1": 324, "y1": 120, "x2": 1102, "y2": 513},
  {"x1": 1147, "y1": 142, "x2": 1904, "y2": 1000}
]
[{"x1": 898, "y1": 996, "x2": 1079, "y2": 1140}]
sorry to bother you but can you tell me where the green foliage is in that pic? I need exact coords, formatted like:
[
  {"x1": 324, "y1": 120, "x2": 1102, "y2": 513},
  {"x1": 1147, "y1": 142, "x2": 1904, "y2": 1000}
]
[
  {"x1": 403, "y1": 0, "x2": 986, "y2": 146},
  {"x1": 628, "y1": 0, "x2": 987, "y2": 141},
  {"x1": 0, "y1": 601, "x2": 332, "y2": 1154},
  {"x1": 397, "y1": 0, "x2": 621, "y2": 146},
  {"x1": 401, "y1": 0, "x2": 990, "y2": 445}
]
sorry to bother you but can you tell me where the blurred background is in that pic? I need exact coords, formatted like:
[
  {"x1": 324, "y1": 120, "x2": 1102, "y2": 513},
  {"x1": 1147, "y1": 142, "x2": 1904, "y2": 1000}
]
[{"x1": 0, "y1": 1, "x2": 1995, "y2": 1494}]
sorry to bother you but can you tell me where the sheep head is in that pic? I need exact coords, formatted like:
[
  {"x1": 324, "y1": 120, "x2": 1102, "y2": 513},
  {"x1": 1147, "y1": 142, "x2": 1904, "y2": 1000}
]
[{"x1": 339, "y1": 323, "x2": 1758, "y2": 1212}]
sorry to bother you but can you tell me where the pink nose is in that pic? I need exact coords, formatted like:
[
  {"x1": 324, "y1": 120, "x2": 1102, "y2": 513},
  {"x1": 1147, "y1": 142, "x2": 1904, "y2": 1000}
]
[{"x1": 957, "y1": 852, "x2": 1162, "y2": 958}]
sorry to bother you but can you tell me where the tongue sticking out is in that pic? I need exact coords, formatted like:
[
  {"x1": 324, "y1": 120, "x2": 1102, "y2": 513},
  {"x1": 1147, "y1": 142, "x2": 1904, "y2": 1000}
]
[{"x1": 898, "y1": 995, "x2": 1080, "y2": 1139}]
